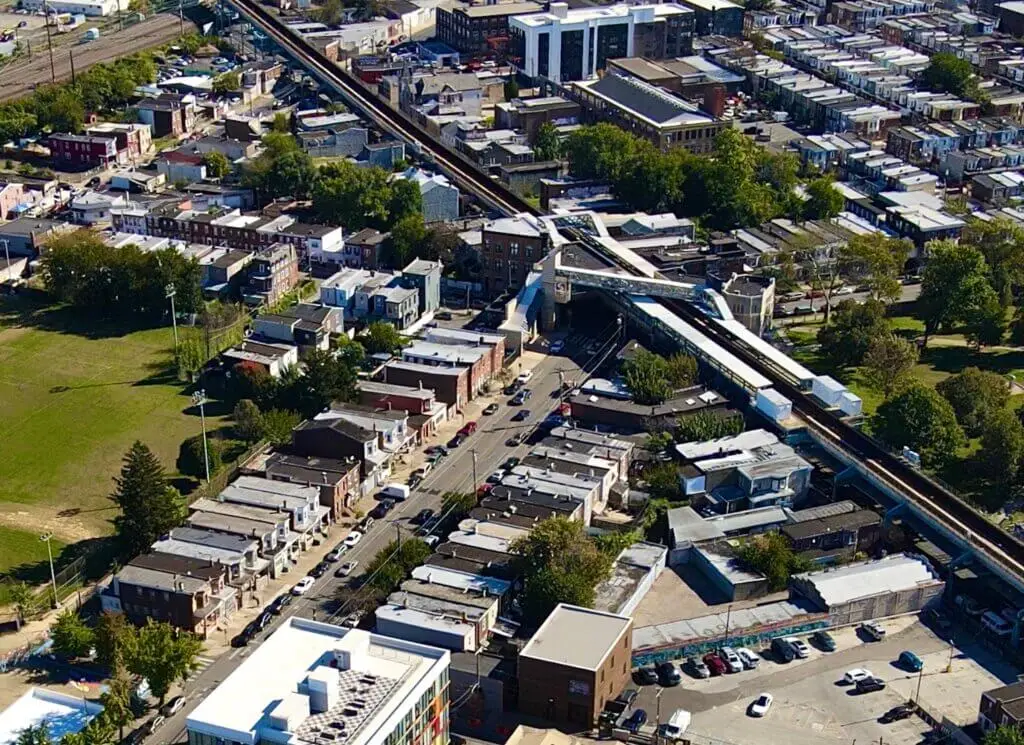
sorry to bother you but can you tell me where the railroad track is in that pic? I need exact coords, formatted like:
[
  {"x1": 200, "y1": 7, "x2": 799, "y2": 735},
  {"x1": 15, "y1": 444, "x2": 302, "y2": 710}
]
[{"x1": 230, "y1": 0, "x2": 1024, "y2": 584}]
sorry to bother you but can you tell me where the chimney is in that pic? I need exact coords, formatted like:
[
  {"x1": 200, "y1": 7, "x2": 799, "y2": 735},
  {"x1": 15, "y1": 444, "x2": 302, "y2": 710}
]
[{"x1": 550, "y1": 1, "x2": 568, "y2": 16}]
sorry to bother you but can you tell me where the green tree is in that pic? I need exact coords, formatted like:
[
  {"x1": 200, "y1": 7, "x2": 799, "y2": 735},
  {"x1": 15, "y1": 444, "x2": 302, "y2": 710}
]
[
  {"x1": 622, "y1": 348, "x2": 672, "y2": 405},
  {"x1": 201, "y1": 150, "x2": 230, "y2": 179},
  {"x1": 861, "y1": 333, "x2": 918, "y2": 397},
  {"x1": 100, "y1": 659, "x2": 136, "y2": 741},
  {"x1": 110, "y1": 442, "x2": 187, "y2": 556},
  {"x1": 503, "y1": 78, "x2": 519, "y2": 101},
  {"x1": 51, "y1": 609, "x2": 95, "y2": 659},
  {"x1": 963, "y1": 217, "x2": 1024, "y2": 303},
  {"x1": 965, "y1": 285, "x2": 1006, "y2": 350},
  {"x1": 803, "y1": 176, "x2": 844, "y2": 220},
  {"x1": 873, "y1": 383, "x2": 965, "y2": 467},
  {"x1": 644, "y1": 430, "x2": 674, "y2": 455},
  {"x1": 8, "y1": 582, "x2": 37, "y2": 631},
  {"x1": 383, "y1": 214, "x2": 426, "y2": 269},
  {"x1": 127, "y1": 621, "x2": 201, "y2": 705},
  {"x1": 917, "y1": 240, "x2": 991, "y2": 345},
  {"x1": 211, "y1": 71, "x2": 240, "y2": 95},
  {"x1": 938, "y1": 367, "x2": 1010, "y2": 436},
  {"x1": 283, "y1": 348, "x2": 357, "y2": 417},
  {"x1": 94, "y1": 611, "x2": 136, "y2": 670},
  {"x1": 838, "y1": 233, "x2": 912, "y2": 304},
  {"x1": 736, "y1": 533, "x2": 810, "y2": 591},
  {"x1": 178, "y1": 434, "x2": 223, "y2": 479},
  {"x1": 260, "y1": 409, "x2": 301, "y2": 446},
  {"x1": 665, "y1": 353, "x2": 698, "y2": 388},
  {"x1": 363, "y1": 539, "x2": 432, "y2": 593},
  {"x1": 388, "y1": 178, "x2": 423, "y2": 224},
  {"x1": 984, "y1": 726, "x2": 1024, "y2": 745},
  {"x1": 313, "y1": 0, "x2": 343, "y2": 24},
  {"x1": 243, "y1": 132, "x2": 316, "y2": 200},
  {"x1": 675, "y1": 410, "x2": 745, "y2": 443},
  {"x1": 15, "y1": 725, "x2": 53, "y2": 745},
  {"x1": 981, "y1": 409, "x2": 1024, "y2": 487},
  {"x1": 510, "y1": 517, "x2": 612, "y2": 625},
  {"x1": 816, "y1": 298, "x2": 888, "y2": 369},
  {"x1": 312, "y1": 161, "x2": 393, "y2": 230},
  {"x1": 441, "y1": 491, "x2": 477, "y2": 522},
  {"x1": 271, "y1": 111, "x2": 291, "y2": 133},
  {"x1": 362, "y1": 321, "x2": 406, "y2": 355},
  {"x1": 233, "y1": 399, "x2": 264, "y2": 442},
  {"x1": 176, "y1": 338, "x2": 205, "y2": 379},
  {"x1": 921, "y1": 52, "x2": 977, "y2": 98},
  {"x1": 532, "y1": 122, "x2": 561, "y2": 162},
  {"x1": 642, "y1": 461, "x2": 683, "y2": 501}
]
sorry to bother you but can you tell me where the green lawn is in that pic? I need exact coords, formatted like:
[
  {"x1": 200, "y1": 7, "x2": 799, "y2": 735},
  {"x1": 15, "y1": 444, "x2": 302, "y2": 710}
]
[{"x1": 0, "y1": 296, "x2": 228, "y2": 577}]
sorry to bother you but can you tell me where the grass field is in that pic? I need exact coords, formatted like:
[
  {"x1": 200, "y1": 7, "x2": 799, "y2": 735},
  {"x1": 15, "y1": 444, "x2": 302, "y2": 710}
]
[{"x1": 0, "y1": 295, "x2": 228, "y2": 579}]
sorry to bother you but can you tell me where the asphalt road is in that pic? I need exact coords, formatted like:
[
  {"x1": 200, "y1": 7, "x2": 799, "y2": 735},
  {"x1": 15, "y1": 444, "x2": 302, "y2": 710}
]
[
  {"x1": 146, "y1": 349, "x2": 583, "y2": 745},
  {"x1": 776, "y1": 283, "x2": 922, "y2": 317}
]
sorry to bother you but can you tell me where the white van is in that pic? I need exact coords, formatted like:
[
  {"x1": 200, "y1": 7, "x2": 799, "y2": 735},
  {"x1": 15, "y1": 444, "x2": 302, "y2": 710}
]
[
  {"x1": 380, "y1": 483, "x2": 411, "y2": 501},
  {"x1": 660, "y1": 709, "x2": 691, "y2": 740},
  {"x1": 516, "y1": 369, "x2": 533, "y2": 385},
  {"x1": 982, "y1": 610, "x2": 1013, "y2": 637}
]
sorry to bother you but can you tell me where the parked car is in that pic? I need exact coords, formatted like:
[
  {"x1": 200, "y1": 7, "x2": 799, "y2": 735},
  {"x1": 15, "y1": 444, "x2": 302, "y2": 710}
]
[
  {"x1": 736, "y1": 648, "x2": 760, "y2": 669},
  {"x1": 749, "y1": 693, "x2": 773, "y2": 718},
  {"x1": 702, "y1": 653, "x2": 727, "y2": 676},
  {"x1": 898, "y1": 651, "x2": 923, "y2": 672},
  {"x1": 291, "y1": 576, "x2": 316, "y2": 595},
  {"x1": 231, "y1": 630, "x2": 252, "y2": 648},
  {"x1": 923, "y1": 608, "x2": 953, "y2": 635},
  {"x1": 343, "y1": 530, "x2": 363, "y2": 548},
  {"x1": 268, "y1": 594, "x2": 292, "y2": 615},
  {"x1": 955, "y1": 595, "x2": 985, "y2": 617},
  {"x1": 512, "y1": 409, "x2": 530, "y2": 422},
  {"x1": 511, "y1": 389, "x2": 532, "y2": 405},
  {"x1": 771, "y1": 637, "x2": 795, "y2": 663},
  {"x1": 487, "y1": 470, "x2": 505, "y2": 484},
  {"x1": 656, "y1": 661, "x2": 681, "y2": 687},
  {"x1": 687, "y1": 656, "x2": 710, "y2": 678},
  {"x1": 447, "y1": 434, "x2": 466, "y2": 449},
  {"x1": 144, "y1": 716, "x2": 165, "y2": 735},
  {"x1": 458, "y1": 421, "x2": 478, "y2": 436},
  {"x1": 718, "y1": 647, "x2": 744, "y2": 673},
  {"x1": 254, "y1": 610, "x2": 273, "y2": 631},
  {"x1": 309, "y1": 561, "x2": 329, "y2": 578},
  {"x1": 860, "y1": 621, "x2": 886, "y2": 641},
  {"x1": 341, "y1": 612, "x2": 362, "y2": 628},
  {"x1": 483, "y1": 403, "x2": 500, "y2": 415},
  {"x1": 412, "y1": 508, "x2": 435, "y2": 525},
  {"x1": 359, "y1": 516, "x2": 375, "y2": 531},
  {"x1": 855, "y1": 676, "x2": 886, "y2": 694},
  {"x1": 503, "y1": 457, "x2": 521, "y2": 470},
  {"x1": 843, "y1": 668, "x2": 873, "y2": 685},
  {"x1": 633, "y1": 667, "x2": 659, "y2": 685},
  {"x1": 615, "y1": 689, "x2": 639, "y2": 709},
  {"x1": 810, "y1": 630, "x2": 836, "y2": 651},
  {"x1": 506, "y1": 434, "x2": 524, "y2": 446},
  {"x1": 623, "y1": 710, "x2": 648, "y2": 733},
  {"x1": 880, "y1": 704, "x2": 914, "y2": 723},
  {"x1": 161, "y1": 696, "x2": 187, "y2": 716},
  {"x1": 426, "y1": 445, "x2": 449, "y2": 458},
  {"x1": 335, "y1": 560, "x2": 358, "y2": 577},
  {"x1": 326, "y1": 545, "x2": 347, "y2": 562},
  {"x1": 369, "y1": 502, "x2": 390, "y2": 519},
  {"x1": 786, "y1": 637, "x2": 810, "y2": 658}
]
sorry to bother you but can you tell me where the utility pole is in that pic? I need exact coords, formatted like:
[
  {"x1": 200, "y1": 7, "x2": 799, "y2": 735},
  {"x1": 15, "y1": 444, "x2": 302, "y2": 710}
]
[
  {"x1": 914, "y1": 665, "x2": 924, "y2": 704},
  {"x1": 40, "y1": 532, "x2": 59, "y2": 608},
  {"x1": 396, "y1": 523, "x2": 402, "y2": 550},
  {"x1": 192, "y1": 389, "x2": 211, "y2": 483},
  {"x1": 178, "y1": 0, "x2": 184, "y2": 36},
  {"x1": 43, "y1": 0, "x2": 55, "y2": 84},
  {"x1": 69, "y1": 50, "x2": 75, "y2": 85},
  {"x1": 471, "y1": 448, "x2": 478, "y2": 492},
  {"x1": 1, "y1": 240, "x2": 10, "y2": 278}
]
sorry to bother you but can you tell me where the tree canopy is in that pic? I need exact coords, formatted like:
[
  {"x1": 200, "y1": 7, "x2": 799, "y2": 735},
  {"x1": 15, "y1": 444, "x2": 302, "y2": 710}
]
[
  {"x1": 873, "y1": 383, "x2": 965, "y2": 467},
  {"x1": 510, "y1": 517, "x2": 612, "y2": 625},
  {"x1": 918, "y1": 240, "x2": 993, "y2": 344},
  {"x1": 110, "y1": 441, "x2": 187, "y2": 556},
  {"x1": 313, "y1": 161, "x2": 421, "y2": 235},
  {"x1": 361, "y1": 321, "x2": 406, "y2": 355},
  {"x1": 736, "y1": 532, "x2": 810, "y2": 591},
  {"x1": 803, "y1": 176, "x2": 844, "y2": 220},
  {"x1": 127, "y1": 621, "x2": 202, "y2": 705},
  {"x1": 242, "y1": 132, "x2": 316, "y2": 201},
  {"x1": 621, "y1": 349, "x2": 697, "y2": 405},
  {"x1": 937, "y1": 367, "x2": 1010, "y2": 436},
  {"x1": 816, "y1": 298, "x2": 888, "y2": 369},
  {"x1": 861, "y1": 333, "x2": 918, "y2": 397},
  {"x1": 51, "y1": 609, "x2": 95, "y2": 659},
  {"x1": 921, "y1": 52, "x2": 979, "y2": 99},
  {"x1": 981, "y1": 409, "x2": 1024, "y2": 487}
]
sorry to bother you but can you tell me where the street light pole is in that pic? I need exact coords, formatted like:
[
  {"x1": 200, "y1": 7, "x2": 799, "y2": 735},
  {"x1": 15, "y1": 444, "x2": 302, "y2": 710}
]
[
  {"x1": 914, "y1": 665, "x2": 924, "y2": 705},
  {"x1": 471, "y1": 448, "x2": 478, "y2": 492},
  {"x1": 192, "y1": 389, "x2": 211, "y2": 483},
  {"x1": 39, "y1": 532, "x2": 58, "y2": 609},
  {"x1": 165, "y1": 283, "x2": 179, "y2": 355}
]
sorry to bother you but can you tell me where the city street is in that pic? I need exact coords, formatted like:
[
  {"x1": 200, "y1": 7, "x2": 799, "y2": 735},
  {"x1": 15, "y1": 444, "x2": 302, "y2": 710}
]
[
  {"x1": 146, "y1": 347, "x2": 584, "y2": 745},
  {"x1": 775, "y1": 282, "x2": 922, "y2": 318}
]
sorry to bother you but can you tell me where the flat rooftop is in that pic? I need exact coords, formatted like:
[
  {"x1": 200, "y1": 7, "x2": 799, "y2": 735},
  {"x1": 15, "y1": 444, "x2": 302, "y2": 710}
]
[
  {"x1": 186, "y1": 618, "x2": 448, "y2": 745},
  {"x1": 520, "y1": 603, "x2": 631, "y2": 671},
  {"x1": 0, "y1": 689, "x2": 103, "y2": 745}
]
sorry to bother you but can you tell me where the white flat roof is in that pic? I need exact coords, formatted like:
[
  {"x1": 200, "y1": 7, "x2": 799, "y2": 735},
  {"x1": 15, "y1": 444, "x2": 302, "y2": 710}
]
[
  {"x1": 186, "y1": 618, "x2": 448, "y2": 745},
  {"x1": 410, "y1": 565, "x2": 511, "y2": 596},
  {"x1": 716, "y1": 318, "x2": 816, "y2": 383},
  {"x1": 520, "y1": 603, "x2": 631, "y2": 671},
  {"x1": 0, "y1": 689, "x2": 103, "y2": 745},
  {"x1": 796, "y1": 553, "x2": 941, "y2": 606}
]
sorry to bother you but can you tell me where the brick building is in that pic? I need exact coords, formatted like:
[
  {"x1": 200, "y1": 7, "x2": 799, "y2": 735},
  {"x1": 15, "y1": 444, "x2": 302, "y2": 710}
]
[
  {"x1": 49, "y1": 133, "x2": 119, "y2": 169},
  {"x1": 435, "y1": 1, "x2": 543, "y2": 55},
  {"x1": 86, "y1": 122, "x2": 152, "y2": 162},
  {"x1": 244, "y1": 242, "x2": 299, "y2": 306},
  {"x1": 381, "y1": 360, "x2": 470, "y2": 410},
  {"x1": 137, "y1": 94, "x2": 197, "y2": 138},
  {"x1": 263, "y1": 451, "x2": 362, "y2": 518},
  {"x1": 480, "y1": 214, "x2": 549, "y2": 294}
]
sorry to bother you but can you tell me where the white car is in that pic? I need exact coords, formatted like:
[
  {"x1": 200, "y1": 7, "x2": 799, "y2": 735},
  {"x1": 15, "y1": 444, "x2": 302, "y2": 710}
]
[
  {"x1": 718, "y1": 646, "x2": 744, "y2": 673},
  {"x1": 843, "y1": 668, "x2": 873, "y2": 685},
  {"x1": 749, "y1": 693, "x2": 773, "y2": 717},
  {"x1": 336, "y1": 560, "x2": 358, "y2": 577},
  {"x1": 487, "y1": 470, "x2": 505, "y2": 484},
  {"x1": 291, "y1": 576, "x2": 316, "y2": 595},
  {"x1": 326, "y1": 545, "x2": 346, "y2": 562},
  {"x1": 785, "y1": 637, "x2": 810, "y2": 658},
  {"x1": 736, "y1": 648, "x2": 760, "y2": 669},
  {"x1": 860, "y1": 621, "x2": 886, "y2": 641},
  {"x1": 343, "y1": 531, "x2": 363, "y2": 548}
]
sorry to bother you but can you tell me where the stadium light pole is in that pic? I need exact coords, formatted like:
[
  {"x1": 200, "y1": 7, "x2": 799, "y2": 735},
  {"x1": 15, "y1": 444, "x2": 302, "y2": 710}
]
[
  {"x1": 192, "y1": 389, "x2": 211, "y2": 483},
  {"x1": 39, "y1": 532, "x2": 59, "y2": 608},
  {"x1": 165, "y1": 283, "x2": 179, "y2": 355}
]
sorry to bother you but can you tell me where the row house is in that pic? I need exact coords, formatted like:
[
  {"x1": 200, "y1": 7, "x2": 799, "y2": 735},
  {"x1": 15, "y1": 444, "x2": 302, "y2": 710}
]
[
  {"x1": 793, "y1": 132, "x2": 873, "y2": 171},
  {"x1": 291, "y1": 415, "x2": 393, "y2": 496},
  {"x1": 744, "y1": 0, "x2": 820, "y2": 31},
  {"x1": 944, "y1": 144, "x2": 1024, "y2": 182},
  {"x1": 137, "y1": 94, "x2": 197, "y2": 139},
  {"x1": 402, "y1": 341, "x2": 494, "y2": 396},
  {"x1": 115, "y1": 204, "x2": 344, "y2": 264},
  {"x1": 85, "y1": 122, "x2": 152, "y2": 163},
  {"x1": 356, "y1": 379, "x2": 448, "y2": 441},
  {"x1": 49, "y1": 133, "x2": 119, "y2": 169},
  {"x1": 243, "y1": 242, "x2": 300, "y2": 307},
  {"x1": 252, "y1": 303, "x2": 342, "y2": 351},
  {"x1": 844, "y1": 149, "x2": 939, "y2": 192},
  {"x1": 972, "y1": 170, "x2": 1024, "y2": 202},
  {"x1": 826, "y1": 0, "x2": 936, "y2": 31},
  {"x1": 886, "y1": 117, "x2": 1024, "y2": 164},
  {"x1": 879, "y1": 11, "x2": 996, "y2": 46}
]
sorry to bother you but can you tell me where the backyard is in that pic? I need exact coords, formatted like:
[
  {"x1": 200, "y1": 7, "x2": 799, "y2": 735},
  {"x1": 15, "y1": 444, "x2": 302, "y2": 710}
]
[{"x1": 0, "y1": 294, "x2": 229, "y2": 585}]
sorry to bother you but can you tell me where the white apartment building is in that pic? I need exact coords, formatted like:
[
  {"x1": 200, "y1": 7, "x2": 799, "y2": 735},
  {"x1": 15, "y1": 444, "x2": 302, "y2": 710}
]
[{"x1": 187, "y1": 617, "x2": 450, "y2": 745}]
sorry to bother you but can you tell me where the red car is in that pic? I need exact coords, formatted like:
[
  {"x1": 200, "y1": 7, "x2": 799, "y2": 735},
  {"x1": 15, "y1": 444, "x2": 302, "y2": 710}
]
[
  {"x1": 458, "y1": 421, "x2": 478, "y2": 436},
  {"x1": 477, "y1": 483, "x2": 494, "y2": 496},
  {"x1": 703, "y1": 653, "x2": 727, "y2": 676}
]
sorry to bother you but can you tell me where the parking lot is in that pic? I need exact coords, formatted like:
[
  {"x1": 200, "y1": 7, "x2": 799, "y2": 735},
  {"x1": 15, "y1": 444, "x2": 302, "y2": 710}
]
[{"x1": 633, "y1": 616, "x2": 1017, "y2": 744}]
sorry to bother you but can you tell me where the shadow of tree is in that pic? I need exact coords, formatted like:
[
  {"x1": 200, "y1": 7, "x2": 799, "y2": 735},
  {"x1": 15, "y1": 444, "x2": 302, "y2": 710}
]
[
  {"x1": 921, "y1": 345, "x2": 1024, "y2": 376},
  {"x1": 0, "y1": 293, "x2": 166, "y2": 341}
]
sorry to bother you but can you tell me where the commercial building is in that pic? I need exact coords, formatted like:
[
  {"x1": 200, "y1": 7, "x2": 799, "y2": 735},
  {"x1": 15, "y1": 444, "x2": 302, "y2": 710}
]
[
  {"x1": 436, "y1": 1, "x2": 543, "y2": 55},
  {"x1": 380, "y1": 360, "x2": 470, "y2": 410},
  {"x1": 510, "y1": 2, "x2": 694, "y2": 82},
  {"x1": 790, "y1": 553, "x2": 945, "y2": 625},
  {"x1": 186, "y1": 618, "x2": 450, "y2": 745},
  {"x1": 518, "y1": 604, "x2": 633, "y2": 727},
  {"x1": 674, "y1": 0, "x2": 743, "y2": 35},
  {"x1": 571, "y1": 72, "x2": 726, "y2": 154},
  {"x1": 495, "y1": 96, "x2": 581, "y2": 140}
]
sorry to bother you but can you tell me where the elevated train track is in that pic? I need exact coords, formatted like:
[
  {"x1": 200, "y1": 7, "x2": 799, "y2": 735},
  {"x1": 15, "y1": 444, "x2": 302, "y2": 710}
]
[{"x1": 230, "y1": 0, "x2": 1024, "y2": 587}]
